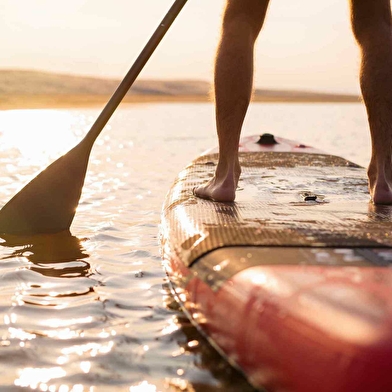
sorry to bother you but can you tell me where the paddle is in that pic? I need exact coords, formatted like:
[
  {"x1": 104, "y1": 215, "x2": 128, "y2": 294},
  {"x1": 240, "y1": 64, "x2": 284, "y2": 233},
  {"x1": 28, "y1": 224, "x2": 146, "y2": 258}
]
[{"x1": 0, "y1": 0, "x2": 188, "y2": 235}]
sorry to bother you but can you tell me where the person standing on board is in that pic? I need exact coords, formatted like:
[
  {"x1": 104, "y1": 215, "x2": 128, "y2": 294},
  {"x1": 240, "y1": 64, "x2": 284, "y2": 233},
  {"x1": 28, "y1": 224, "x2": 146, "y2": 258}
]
[{"x1": 193, "y1": 0, "x2": 392, "y2": 205}]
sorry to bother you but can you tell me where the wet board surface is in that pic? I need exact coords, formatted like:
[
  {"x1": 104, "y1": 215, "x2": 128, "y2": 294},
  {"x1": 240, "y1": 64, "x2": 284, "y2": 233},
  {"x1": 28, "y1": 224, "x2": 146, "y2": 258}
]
[{"x1": 160, "y1": 134, "x2": 392, "y2": 392}]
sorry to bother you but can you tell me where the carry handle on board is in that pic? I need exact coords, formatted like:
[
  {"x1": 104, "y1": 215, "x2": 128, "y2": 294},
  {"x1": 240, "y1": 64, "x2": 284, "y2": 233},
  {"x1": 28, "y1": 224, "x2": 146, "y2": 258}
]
[{"x1": 0, "y1": 0, "x2": 188, "y2": 235}]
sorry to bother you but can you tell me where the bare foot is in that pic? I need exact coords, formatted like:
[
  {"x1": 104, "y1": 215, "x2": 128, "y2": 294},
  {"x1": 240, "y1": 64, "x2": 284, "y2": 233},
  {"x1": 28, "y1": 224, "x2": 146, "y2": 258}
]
[
  {"x1": 369, "y1": 181, "x2": 392, "y2": 204},
  {"x1": 368, "y1": 160, "x2": 392, "y2": 204},
  {"x1": 193, "y1": 163, "x2": 241, "y2": 202}
]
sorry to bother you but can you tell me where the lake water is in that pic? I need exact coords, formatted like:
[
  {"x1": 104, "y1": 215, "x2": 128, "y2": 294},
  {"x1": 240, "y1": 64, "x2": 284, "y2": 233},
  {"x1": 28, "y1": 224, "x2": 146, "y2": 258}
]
[{"x1": 0, "y1": 102, "x2": 371, "y2": 391}]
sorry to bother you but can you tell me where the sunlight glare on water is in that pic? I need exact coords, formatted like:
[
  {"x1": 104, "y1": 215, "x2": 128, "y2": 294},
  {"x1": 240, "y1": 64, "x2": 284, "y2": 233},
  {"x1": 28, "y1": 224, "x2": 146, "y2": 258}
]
[
  {"x1": 0, "y1": 109, "x2": 83, "y2": 166},
  {"x1": 130, "y1": 381, "x2": 157, "y2": 392},
  {"x1": 0, "y1": 103, "x2": 371, "y2": 391},
  {"x1": 15, "y1": 366, "x2": 67, "y2": 389}
]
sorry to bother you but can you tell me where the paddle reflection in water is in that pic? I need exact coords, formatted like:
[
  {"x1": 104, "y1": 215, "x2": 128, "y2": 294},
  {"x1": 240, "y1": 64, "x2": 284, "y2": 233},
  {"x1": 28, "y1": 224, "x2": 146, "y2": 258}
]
[
  {"x1": 0, "y1": 231, "x2": 97, "y2": 337},
  {"x1": 1, "y1": 231, "x2": 90, "y2": 278},
  {"x1": 0, "y1": 231, "x2": 103, "y2": 390},
  {"x1": 0, "y1": 231, "x2": 148, "y2": 390}
]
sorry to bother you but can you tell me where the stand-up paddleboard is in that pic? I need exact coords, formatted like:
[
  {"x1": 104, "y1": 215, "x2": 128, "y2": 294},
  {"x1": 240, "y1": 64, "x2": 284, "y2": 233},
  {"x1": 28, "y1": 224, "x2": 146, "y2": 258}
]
[{"x1": 160, "y1": 133, "x2": 392, "y2": 392}]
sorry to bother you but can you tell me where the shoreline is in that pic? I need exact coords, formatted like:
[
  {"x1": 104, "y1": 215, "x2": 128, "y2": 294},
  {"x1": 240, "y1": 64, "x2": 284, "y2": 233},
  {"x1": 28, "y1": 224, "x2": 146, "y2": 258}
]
[{"x1": 0, "y1": 94, "x2": 361, "y2": 110}]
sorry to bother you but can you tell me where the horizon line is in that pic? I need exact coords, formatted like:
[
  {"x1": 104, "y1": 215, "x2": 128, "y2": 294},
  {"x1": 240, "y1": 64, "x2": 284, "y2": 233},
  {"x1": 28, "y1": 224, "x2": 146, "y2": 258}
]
[{"x1": 0, "y1": 67, "x2": 360, "y2": 97}]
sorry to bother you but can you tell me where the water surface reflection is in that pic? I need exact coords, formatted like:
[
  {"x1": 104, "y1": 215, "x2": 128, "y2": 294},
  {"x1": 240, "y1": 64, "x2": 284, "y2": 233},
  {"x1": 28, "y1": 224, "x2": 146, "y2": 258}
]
[{"x1": 0, "y1": 104, "x2": 370, "y2": 390}]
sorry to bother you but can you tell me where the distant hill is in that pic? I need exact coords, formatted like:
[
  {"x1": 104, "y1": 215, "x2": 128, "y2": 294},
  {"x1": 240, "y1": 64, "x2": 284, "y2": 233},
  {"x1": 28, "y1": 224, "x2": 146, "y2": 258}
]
[
  {"x1": 0, "y1": 69, "x2": 360, "y2": 109},
  {"x1": 0, "y1": 69, "x2": 209, "y2": 96}
]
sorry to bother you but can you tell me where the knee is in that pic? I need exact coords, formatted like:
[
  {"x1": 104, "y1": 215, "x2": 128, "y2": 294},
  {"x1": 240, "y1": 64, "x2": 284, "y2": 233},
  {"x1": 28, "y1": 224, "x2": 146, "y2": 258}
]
[
  {"x1": 350, "y1": 1, "x2": 392, "y2": 45},
  {"x1": 222, "y1": 0, "x2": 269, "y2": 41}
]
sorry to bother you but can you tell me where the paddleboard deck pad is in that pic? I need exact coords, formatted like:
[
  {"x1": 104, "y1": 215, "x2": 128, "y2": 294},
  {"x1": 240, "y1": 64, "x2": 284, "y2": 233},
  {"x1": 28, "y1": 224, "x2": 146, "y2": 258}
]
[{"x1": 160, "y1": 134, "x2": 392, "y2": 392}]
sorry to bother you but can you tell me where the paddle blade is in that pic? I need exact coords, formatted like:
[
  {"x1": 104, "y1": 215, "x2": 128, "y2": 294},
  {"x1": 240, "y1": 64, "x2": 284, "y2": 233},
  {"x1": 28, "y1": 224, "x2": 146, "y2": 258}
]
[{"x1": 0, "y1": 141, "x2": 91, "y2": 235}]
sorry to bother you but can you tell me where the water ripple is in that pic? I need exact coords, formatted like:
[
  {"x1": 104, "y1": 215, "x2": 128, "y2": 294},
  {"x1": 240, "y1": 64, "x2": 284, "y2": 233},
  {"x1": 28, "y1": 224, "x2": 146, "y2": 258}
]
[{"x1": 0, "y1": 104, "x2": 368, "y2": 391}]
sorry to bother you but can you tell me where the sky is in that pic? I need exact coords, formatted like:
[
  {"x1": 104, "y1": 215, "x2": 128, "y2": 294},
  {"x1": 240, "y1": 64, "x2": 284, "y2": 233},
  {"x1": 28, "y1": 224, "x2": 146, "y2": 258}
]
[{"x1": 0, "y1": 0, "x2": 362, "y2": 94}]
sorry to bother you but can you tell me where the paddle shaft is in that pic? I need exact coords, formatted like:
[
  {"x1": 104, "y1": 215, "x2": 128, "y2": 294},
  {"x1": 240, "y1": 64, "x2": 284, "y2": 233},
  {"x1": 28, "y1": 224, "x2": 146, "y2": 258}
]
[
  {"x1": 0, "y1": 0, "x2": 188, "y2": 235},
  {"x1": 85, "y1": 0, "x2": 188, "y2": 144}
]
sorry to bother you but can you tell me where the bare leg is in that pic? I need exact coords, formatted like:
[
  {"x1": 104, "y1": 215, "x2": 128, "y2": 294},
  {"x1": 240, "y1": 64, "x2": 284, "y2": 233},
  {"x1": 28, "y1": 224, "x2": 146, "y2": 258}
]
[
  {"x1": 350, "y1": 0, "x2": 392, "y2": 204},
  {"x1": 194, "y1": 0, "x2": 270, "y2": 202}
]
